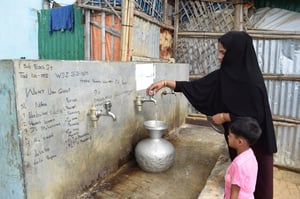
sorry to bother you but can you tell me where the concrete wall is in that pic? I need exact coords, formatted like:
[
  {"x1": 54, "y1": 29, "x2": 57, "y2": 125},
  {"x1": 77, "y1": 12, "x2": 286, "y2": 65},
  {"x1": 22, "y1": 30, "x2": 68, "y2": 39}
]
[{"x1": 0, "y1": 60, "x2": 189, "y2": 199}]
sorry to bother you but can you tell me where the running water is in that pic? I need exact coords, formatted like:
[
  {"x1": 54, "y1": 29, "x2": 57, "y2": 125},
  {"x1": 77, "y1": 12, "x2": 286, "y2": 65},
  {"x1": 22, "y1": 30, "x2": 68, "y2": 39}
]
[{"x1": 154, "y1": 104, "x2": 160, "y2": 124}]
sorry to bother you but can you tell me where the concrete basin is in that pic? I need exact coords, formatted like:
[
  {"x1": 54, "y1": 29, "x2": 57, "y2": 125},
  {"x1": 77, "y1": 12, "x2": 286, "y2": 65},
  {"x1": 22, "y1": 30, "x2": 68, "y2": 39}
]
[{"x1": 79, "y1": 124, "x2": 226, "y2": 199}]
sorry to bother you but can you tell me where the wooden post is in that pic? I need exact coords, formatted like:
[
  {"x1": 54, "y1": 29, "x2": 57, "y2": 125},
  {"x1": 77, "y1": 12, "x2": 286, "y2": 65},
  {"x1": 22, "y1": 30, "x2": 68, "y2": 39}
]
[
  {"x1": 101, "y1": 12, "x2": 106, "y2": 60},
  {"x1": 127, "y1": 0, "x2": 135, "y2": 61},
  {"x1": 84, "y1": 9, "x2": 91, "y2": 60},
  {"x1": 234, "y1": 0, "x2": 243, "y2": 31},
  {"x1": 121, "y1": 0, "x2": 129, "y2": 61},
  {"x1": 173, "y1": 0, "x2": 179, "y2": 60},
  {"x1": 163, "y1": 0, "x2": 168, "y2": 24}
]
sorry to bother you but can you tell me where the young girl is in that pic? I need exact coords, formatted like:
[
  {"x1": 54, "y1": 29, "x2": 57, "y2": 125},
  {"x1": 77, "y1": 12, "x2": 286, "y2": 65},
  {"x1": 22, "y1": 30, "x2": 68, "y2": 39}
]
[{"x1": 224, "y1": 117, "x2": 262, "y2": 199}]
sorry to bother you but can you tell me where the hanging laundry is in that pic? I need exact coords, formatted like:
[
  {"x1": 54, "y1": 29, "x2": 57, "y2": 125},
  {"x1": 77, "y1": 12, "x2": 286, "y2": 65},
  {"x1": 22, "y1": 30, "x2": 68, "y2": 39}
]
[{"x1": 49, "y1": 4, "x2": 74, "y2": 34}]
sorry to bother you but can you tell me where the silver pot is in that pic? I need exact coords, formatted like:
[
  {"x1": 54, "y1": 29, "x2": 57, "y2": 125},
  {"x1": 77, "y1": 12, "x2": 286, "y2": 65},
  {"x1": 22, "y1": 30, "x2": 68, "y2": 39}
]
[{"x1": 135, "y1": 120, "x2": 175, "y2": 172}]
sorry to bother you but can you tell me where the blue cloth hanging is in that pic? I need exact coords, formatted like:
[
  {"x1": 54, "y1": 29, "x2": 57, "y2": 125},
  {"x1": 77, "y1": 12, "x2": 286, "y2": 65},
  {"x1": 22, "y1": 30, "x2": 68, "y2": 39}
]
[{"x1": 49, "y1": 5, "x2": 74, "y2": 34}]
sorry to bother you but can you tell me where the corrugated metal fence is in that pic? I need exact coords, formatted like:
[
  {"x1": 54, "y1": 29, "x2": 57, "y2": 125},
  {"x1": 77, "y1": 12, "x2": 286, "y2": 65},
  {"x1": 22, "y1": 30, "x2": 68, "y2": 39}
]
[
  {"x1": 38, "y1": 6, "x2": 84, "y2": 60},
  {"x1": 254, "y1": 39, "x2": 300, "y2": 169}
]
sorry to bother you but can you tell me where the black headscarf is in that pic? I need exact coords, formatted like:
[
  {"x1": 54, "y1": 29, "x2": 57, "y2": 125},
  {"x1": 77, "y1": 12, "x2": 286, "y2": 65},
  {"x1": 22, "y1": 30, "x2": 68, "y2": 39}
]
[{"x1": 174, "y1": 31, "x2": 277, "y2": 154}]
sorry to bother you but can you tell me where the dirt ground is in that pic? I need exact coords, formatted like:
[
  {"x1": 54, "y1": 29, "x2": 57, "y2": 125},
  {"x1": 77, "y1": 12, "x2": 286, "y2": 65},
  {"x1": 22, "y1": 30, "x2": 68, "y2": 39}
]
[{"x1": 274, "y1": 166, "x2": 300, "y2": 199}]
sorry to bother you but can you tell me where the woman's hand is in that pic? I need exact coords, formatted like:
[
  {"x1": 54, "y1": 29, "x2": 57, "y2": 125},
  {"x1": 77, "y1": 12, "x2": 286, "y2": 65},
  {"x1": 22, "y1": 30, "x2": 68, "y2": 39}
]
[
  {"x1": 212, "y1": 113, "x2": 230, "y2": 125},
  {"x1": 146, "y1": 80, "x2": 164, "y2": 95},
  {"x1": 146, "y1": 80, "x2": 175, "y2": 95}
]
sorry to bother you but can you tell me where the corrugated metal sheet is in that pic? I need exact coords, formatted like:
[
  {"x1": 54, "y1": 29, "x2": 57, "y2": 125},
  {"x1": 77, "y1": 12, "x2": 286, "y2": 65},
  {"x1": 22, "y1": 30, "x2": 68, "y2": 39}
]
[
  {"x1": 90, "y1": 13, "x2": 121, "y2": 61},
  {"x1": 253, "y1": 39, "x2": 300, "y2": 74},
  {"x1": 79, "y1": 0, "x2": 162, "y2": 20},
  {"x1": 131, "y1": 17, "x2": 160, "y2": 59},
  {"x1": 254, "y1": 39, "x2": 300, "y2": 118},
  {"x1": 249, "y1": 8, "x2": 300, "y2": 31},
  {"x1": 38, "y1": 6, "x2": 84, "y2": 60},
  {"x1": 274, "y1": 124, "x2": 300, "y2": 169},
  {"x1": 265, "y1": 80, "x2": 300, "y2": 118},
  {"x1": 248, "y1": 8, "x2": 300, "y2": 169},
  {"x1": 254, "y1": 38, "x2": 300, "y2": 169}
]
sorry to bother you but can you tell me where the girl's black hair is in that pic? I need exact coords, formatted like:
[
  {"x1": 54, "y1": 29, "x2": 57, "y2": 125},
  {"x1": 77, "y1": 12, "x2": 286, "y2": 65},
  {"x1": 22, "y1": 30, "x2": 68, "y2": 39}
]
[{"x1": 229, "y1": 117, "x2": 262, "y2": 146}]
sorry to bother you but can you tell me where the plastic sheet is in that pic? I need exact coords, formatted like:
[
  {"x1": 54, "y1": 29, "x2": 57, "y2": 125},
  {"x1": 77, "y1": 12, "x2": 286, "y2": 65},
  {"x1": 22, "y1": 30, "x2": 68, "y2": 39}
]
[{"x1": 249, "y1": 7, "x2": 300, "y2": 31}]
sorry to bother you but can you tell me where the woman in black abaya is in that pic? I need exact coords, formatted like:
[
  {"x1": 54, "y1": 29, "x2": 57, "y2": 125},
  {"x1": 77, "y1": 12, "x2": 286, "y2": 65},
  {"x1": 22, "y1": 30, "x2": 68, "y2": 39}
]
[{"x1": 146, "y1": 31, "x2": 277, "y2": 199}]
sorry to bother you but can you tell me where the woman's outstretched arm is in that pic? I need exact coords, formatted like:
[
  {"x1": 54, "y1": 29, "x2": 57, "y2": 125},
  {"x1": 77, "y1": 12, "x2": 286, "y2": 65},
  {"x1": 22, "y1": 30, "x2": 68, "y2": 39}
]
[{"x1": 146, "y1": 80, "x2": 176, "y2": 95}]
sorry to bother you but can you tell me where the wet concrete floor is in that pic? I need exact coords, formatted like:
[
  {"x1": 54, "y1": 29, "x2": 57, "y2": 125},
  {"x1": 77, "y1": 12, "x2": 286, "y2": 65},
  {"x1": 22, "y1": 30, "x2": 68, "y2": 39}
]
[{"x1": 79, "y1": 124, "x2": 226, "y2": 199}]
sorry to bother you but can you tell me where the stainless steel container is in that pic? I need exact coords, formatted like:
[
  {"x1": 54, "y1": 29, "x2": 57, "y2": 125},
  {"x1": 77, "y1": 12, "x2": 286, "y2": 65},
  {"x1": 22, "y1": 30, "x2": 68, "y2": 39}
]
[{"x1": 135, "y1": 120, "x2": 175, "y2": 172}]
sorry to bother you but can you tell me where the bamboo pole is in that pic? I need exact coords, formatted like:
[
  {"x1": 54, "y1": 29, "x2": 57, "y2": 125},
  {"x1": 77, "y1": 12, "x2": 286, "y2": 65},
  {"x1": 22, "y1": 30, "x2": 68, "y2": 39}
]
[
  {"x1": 152, "y1": 0, "x2": 157, "y2": 18},
  {"x1": 173, "y1": 0, "x2": 179, "y2": 59},
  {"x1": 178, "y1": 31, "x2": 300, "y2": 40},
  {"x1": 190, "y1": 74, "x2": 300, "y2": 82},
  {"x1": 104, "y1": 0, "x2": 121, "y2": 19},
  {"x1": 78, "y1": 5, "x2": 174, "y2": 30},
  {"x1": 121, "y1": 0, "x2": 129, "y2": 61},
  {"x1": 233, "y1": 0, "x2": 243, "y2": 31},
  {"x1": 101, "y1": 12, "x2": 106, "y2": 60},
  {"x1": 272, "y1": 115, "x2": 300, "y2": 124},
  {"x1": 178, "y1": 31, "x2": 224, "y2": 38},
  {"x1": 133, "y1": 9, "x2": 174, "y2": 30},
  {"x1": 273, "y1": 121, "x2": 297, "y2": 127},
  {"x1": 84, "y1": 9, "x2": 91, "y2": 60},
  {"x1": 163, "y1": 0, "x2": 168, "y2": 24},
  {"x1": 90, "y1": 21, "x2": 121, "y2": 37},
  {"x1": 263, "y1": 74, "x2": 300, "y2": 81},
  {"x1": 124, "y1": 1, "x2": 130, "y2": 61},
  {"x1": 127, "y1": 0, "x2": 135, "y2": 61},
  {"x1": 247, "y1": 29, "x2": 300, "y2": 35},
  {"x1": 111, "y1": 15, "x2": 115, "y2": 60},
  {"x1": 187, "y1": 113, "x2": 300, "y2": 127}
]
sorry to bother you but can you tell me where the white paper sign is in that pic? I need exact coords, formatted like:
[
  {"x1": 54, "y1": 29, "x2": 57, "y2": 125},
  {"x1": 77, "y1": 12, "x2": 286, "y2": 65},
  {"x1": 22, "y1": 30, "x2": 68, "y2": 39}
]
[{"x1": 135, "y1": 64, "x2": 156, "y2": 91}]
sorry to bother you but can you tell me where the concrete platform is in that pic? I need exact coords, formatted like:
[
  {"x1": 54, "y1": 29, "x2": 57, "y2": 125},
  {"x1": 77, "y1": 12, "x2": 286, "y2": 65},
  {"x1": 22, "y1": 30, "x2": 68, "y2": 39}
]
[
  {"x1": 78, "y1": 124, "x2": 300, "y2": 199},
  {"x1": 79, "y1": 124, "x2": 225, "y2": 199},
  {"x1": 197, "y1": 147, "x2": 230, "y2": 199}
]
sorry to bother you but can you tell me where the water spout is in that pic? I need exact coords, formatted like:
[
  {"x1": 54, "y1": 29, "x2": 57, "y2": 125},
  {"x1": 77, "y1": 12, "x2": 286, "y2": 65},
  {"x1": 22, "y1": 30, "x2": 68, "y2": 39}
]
[
  {"x1": 88, "y1": 101, "x2": 117, "y2": 128},
  {"x1": 135, "y1": 94, "x2": 156, "y2": 112},
  {"x1": 141, "y1": 97, "x2": 157, "y2": 104},
  {"x1": 95, "y1": 101, "x2": 117, "y2": 121},
  {"x1": 96, "y1": 110, "x2": 116, "y2": 121}
]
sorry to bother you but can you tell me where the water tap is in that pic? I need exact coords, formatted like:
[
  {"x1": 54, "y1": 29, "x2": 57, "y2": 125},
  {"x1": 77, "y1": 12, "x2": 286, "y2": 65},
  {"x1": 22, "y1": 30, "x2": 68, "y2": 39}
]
[
  {"x1": 136, "y1": 91, "x2": 157, "y2": 112},
  {"x1": 96, "y1": 101, "x2": 116, "y2": 120},
  {"x1": 161, "y1": 90, "x2": 176, "y2": 96},
  {"x1": 88, "y1": 101, "x2": 116, "y2": 128}
]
